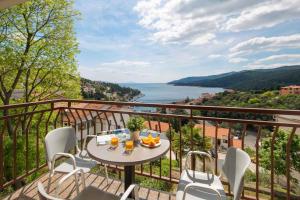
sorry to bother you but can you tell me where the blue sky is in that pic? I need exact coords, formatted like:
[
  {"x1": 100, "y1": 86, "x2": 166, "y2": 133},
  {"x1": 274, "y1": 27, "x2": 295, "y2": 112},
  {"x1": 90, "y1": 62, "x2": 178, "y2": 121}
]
[{"x1": 74, "y1": 0, "x2": 300, "y2": 83}]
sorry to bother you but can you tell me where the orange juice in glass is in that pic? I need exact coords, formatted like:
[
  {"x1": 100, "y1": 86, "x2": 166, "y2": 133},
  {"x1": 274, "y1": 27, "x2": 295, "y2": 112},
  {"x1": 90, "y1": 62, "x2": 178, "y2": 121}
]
[
  {"x1": 125, "y1": 140, "x2": 134, "y2": 151},
  {"x1": 111, "y1": 137, "x2": 119, "y2": 148}
]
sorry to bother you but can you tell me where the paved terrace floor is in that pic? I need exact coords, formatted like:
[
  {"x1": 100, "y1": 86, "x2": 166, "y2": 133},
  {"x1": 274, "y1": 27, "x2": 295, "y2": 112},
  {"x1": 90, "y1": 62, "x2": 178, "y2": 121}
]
[{"x1": 4, "y1": 172, "x2": 176, "y2": 200}]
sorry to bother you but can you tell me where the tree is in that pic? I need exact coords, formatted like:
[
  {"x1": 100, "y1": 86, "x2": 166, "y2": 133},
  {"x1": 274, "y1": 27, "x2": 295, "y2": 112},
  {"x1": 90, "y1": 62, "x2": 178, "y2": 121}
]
[
  {"x1": 169, "y1": 124, "x2": 212, "y2": 161},
  {"x1": 260, "y1": 130, "x2": 300, "y2": 177},
  {"x1": 0, "y1": 0, "x2": 81, "y2": 188},
  {"x1": 0, "y1": 0, "x2": 80, "y2": 105},
  {"x1": 0, "y1": 0, "x2": 81, "y2": 136}
]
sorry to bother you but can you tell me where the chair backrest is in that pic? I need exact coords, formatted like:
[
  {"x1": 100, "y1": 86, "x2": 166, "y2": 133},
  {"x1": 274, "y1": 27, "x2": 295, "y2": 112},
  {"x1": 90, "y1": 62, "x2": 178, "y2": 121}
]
[
  {"x1": 45, "y1": 127, "x2": 77, "y2": 163},
  {"x1": 222, "y1": 147, "x2": 251, "y2": 200}
]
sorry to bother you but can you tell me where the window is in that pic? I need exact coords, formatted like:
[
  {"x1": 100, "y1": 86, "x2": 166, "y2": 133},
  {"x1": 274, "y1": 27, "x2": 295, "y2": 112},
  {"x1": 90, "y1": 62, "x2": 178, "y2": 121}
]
[{"x1": 223, "y1": 139, "x2": 228, "y2": 143}]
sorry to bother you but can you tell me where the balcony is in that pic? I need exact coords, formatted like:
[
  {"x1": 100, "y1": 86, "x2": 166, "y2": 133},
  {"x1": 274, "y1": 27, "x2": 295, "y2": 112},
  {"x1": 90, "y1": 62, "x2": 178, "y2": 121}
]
[{"x1": 0, "y1": 99, "x2": 300, "y2": 200}]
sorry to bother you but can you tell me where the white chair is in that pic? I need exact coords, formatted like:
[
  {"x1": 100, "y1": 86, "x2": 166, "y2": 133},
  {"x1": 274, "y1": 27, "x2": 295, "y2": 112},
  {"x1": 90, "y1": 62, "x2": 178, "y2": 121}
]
[
  {"x1": 37, "y1": 168, "x2": 139, "y2": 200},
  {"x1": 44, "y1": 127, "x2": 97, "y2": 188},
  {"x1": 176, "y1": 147, "x2": 251, "y2": 200}
]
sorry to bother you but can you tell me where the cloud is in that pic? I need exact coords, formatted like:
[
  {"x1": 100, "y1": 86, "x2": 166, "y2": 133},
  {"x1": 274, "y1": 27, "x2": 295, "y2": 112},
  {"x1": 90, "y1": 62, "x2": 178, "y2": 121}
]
[
  {"x1": 229, "y1": 57, "x2": 248, "y2": 64},
  {"x1": 190, "y1": 33, "x2": 216, "y2": 46},
  {"x1": 225, "y1": 0, "x2": 300, "y2": 31},
  {"x1": 79, "y1": 60, "x2": 152, "y2": 82},
  {"x1": 247, "y1": 54, "x2": 300, "y2": 68},
  {"x1": 247, "y1": 62, "x2": 300, "y2": 69},
  {"x1": 256, "y1": 54, "x2": 300, "y2": 63},
  {"x1": 230, "y1": 34, "x2": 300, "y2": 58},
  {"x1": 134, "y1": 0, "x2": 300, "y2": 45},
  {"x1": 208, "y1": 54, "x2": 223, "y2": 59}
]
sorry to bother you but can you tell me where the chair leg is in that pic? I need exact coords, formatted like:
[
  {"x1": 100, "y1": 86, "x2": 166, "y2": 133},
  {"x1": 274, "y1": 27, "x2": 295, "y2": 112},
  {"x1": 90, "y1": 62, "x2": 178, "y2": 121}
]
[
  {"x1": 104, "y1": 164, "x2": 109, "y2": 185},
  {"x1": 47, "y1": 172, "x2": 52, "y2": 193}
]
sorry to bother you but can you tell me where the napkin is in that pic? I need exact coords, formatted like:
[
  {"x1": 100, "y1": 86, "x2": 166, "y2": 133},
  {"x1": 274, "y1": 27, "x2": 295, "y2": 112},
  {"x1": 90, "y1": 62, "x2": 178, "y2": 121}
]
[{"x1": 96, "y1": 135, "x2": 114, "y2": 145}]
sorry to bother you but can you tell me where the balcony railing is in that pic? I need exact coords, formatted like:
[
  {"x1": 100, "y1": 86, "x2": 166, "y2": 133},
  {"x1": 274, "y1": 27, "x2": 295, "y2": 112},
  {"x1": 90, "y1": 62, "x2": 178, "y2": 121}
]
[{"x1": 0, "y1": 99, "x2": 300, "y2": 199}]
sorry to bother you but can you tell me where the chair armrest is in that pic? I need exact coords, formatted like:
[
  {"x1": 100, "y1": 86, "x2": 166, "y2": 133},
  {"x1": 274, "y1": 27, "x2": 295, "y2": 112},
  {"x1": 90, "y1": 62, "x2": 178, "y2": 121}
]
[
  {"x1": 51, "y1": 152, "x2": 77, "y2": 175},
  {"x1": 183, "y1": 183, "x2": 222, "y2": 200},
  {"x1": 120, "y1": 184, "x2": 139, "y2": 200},
  {"x1": 185, "y1": 151, "x2": 212, "y2": 171},
  {"x1": 38, "y1": 182, "x2": 63, "y2": 200},
  {"x1": 55, "y1": 169, "x2": 85, "y2": 196}
]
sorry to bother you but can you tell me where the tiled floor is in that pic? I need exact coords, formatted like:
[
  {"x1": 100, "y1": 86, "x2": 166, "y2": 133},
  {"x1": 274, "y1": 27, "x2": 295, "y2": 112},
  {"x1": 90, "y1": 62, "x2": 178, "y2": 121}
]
[{"x1": 4, "y1": 172, "x2": 176, "y2": 200}]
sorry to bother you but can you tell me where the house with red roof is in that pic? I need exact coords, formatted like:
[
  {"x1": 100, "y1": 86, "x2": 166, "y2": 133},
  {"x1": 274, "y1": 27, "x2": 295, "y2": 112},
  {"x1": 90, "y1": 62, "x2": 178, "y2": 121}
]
[{"x1": 195, "y1": 124, "x2": 242, "y2": 149}]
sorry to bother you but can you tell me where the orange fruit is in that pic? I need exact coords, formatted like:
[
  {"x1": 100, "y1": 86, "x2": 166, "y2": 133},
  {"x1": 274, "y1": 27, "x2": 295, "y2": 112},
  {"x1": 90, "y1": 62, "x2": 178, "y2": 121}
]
[
  {"x1": 149, "y1": 140, "x2": 156, "y2": 147},
  {"x1": 142, "y1": 137, "x2": 150, "y2": 144},
  {"x1": 154, "y1": 136, "x2": 160, "y2": 144}
]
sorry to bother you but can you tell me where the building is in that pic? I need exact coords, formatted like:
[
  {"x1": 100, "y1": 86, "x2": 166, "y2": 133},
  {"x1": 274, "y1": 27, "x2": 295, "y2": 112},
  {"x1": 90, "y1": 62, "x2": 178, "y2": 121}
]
[
  {"x1": 280, "y1": 85, "x2": 300, "y2": 95},
  {"x1": 83, "y1": 84, "x2": 96, "y2": 94},
  {"x1": 195, "y1": 124, "x2": 242, "y2": 149}
]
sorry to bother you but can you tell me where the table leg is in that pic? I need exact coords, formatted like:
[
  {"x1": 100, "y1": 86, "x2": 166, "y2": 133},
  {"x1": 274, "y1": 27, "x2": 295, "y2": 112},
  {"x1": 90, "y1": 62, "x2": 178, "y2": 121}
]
[{"x1": 124, "y1": 165, "x2": 135, "y2": 198}]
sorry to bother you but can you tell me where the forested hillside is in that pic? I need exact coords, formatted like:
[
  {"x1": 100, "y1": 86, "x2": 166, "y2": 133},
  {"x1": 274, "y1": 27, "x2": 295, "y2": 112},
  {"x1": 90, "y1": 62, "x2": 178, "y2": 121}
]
[
  {"x1": 195, "y1": 90, "x2": 300, "y2": 123},
  {"x1": 201, "y1": 90, "x2": 300, "y2": 110},
  {"x1": 81, "y1": 78, "x2": 141, "y2": 101},
  {"x1": 169, "y1": 65, "x2": 300, "y2": 91}
]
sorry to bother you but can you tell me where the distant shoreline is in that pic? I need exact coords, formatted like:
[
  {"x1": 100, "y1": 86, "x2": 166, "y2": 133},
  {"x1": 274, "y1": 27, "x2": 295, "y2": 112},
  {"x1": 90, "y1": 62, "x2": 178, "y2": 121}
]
[{"x1": 122, "y1": 83, "x2": 224, "y2": 105}]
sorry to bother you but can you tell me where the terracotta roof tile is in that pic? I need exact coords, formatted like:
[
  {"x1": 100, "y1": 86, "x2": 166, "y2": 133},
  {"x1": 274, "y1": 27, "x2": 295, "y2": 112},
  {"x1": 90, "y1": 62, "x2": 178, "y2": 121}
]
[{"x1": 144, "y1": 121, "x2": 170, "y2": 132}]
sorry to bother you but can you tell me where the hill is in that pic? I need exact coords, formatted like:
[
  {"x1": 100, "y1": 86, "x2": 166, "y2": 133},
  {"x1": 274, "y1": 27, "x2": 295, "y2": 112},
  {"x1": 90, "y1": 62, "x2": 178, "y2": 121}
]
[
  {"x1": 169, "y1": 65, "x2": 300, "y2": 90},
  {"x1": 81, "y1": 78, "x2": 141, "y2": 101}
]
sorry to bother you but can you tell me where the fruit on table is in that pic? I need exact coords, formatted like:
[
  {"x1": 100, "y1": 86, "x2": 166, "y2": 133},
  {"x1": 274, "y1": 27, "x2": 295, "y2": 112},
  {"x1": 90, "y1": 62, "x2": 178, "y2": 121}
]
[
  {"x1": 142, "y1": 137, "x2": 150, "y2": 144},
  {"x1": 142, "y1": 133, "x2": 160, "y2": 146},
  {"x1": 154, "y1": 136, "x2": 160, "y2": 143},
  {"x1": 149, "y1": 140, "x2": 156, "y2": 147}
]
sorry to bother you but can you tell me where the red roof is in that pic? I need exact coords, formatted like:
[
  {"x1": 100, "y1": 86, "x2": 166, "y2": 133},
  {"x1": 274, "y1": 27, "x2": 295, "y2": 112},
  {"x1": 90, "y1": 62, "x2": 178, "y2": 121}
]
[
  {"x1": 195, "y1": 124, "x2": 242, "y2": 148},
  {"x1": 195, "y1": 124, "x2": 230, "y2": 139},
  {"x1": 144, "y1": 121, "x2": 170, "y2": 133}
]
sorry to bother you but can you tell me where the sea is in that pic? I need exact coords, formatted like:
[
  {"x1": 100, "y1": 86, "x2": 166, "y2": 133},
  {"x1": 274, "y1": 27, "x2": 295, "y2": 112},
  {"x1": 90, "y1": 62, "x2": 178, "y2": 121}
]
[{"x1": 120, "y1": 83, "x2": 224, "y2": 104}]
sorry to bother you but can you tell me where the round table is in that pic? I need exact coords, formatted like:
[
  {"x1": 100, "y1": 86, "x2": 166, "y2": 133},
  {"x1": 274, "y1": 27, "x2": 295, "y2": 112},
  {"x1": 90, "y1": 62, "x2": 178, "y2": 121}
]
[{"x1": 87, "y1": 137, "x2": 170, "y2": 197}]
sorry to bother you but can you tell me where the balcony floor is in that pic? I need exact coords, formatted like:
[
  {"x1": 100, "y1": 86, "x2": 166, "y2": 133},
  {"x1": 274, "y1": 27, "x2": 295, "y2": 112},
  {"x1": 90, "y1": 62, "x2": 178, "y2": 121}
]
[{"x1": 4, "y1": 172, "x2": 176, "y2": 200}]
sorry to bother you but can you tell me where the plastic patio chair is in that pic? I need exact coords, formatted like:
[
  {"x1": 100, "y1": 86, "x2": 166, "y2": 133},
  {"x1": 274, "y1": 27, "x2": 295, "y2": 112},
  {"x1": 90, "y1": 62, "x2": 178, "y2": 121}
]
[
  {"x1": 37, "y1": 168, "x2": 139, "y2": 200},
  {"x1": 176, "y1": 147, "x2": 251, "y2": 200},
  {"x1": 44, "y1": 127, "x2": 98, "y2": 188}
]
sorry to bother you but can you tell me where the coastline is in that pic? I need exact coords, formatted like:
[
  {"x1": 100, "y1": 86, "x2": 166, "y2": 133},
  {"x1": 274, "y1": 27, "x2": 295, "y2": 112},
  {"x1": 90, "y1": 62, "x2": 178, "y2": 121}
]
[{"x1": 122, "y1": 83, "x2": 224, "y2": 104}]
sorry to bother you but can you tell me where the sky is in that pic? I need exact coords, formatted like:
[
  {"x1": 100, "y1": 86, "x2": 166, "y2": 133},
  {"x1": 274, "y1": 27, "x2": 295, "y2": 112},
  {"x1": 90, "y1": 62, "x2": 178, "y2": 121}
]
[{"x1": 74, "y1": 0, "x2": 300, "y2": 83}]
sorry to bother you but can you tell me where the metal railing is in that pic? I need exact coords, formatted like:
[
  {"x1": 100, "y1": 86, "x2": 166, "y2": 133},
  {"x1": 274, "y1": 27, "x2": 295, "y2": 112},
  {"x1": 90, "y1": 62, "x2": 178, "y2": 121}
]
[{"x1": 0, "y1": 99, "x2": 300, "y2": 199}]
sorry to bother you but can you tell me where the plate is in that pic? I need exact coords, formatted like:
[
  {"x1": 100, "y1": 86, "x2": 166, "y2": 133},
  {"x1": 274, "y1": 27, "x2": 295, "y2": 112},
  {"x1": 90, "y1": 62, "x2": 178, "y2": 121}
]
[{"x1": 140, "y1": 140, "x2": 161, "y2": 148}]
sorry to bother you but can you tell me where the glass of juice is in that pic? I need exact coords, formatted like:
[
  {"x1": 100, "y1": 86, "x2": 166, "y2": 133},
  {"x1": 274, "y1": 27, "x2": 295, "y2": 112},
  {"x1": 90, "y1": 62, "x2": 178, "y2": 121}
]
[
  {"x1": 111, "y1": 137, "x2": 119, "y2": 148},
  {"x1": 125, "y1": 140, "x2": 134, "y2": 151}
]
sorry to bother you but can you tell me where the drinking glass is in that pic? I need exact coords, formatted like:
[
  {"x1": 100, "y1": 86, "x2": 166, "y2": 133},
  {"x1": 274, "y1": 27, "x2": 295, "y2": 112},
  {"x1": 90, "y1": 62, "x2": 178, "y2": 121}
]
[
  {"x1": 111, "y1": 137, "x2": 119, "y2": 148},
  {"x1": 125, "y1": 140, "x2": 134, "y2": 151}
]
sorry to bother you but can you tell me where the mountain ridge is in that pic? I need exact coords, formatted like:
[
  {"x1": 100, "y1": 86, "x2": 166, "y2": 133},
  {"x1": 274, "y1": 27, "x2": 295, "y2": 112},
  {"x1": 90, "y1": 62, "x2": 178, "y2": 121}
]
[{"x1": 168, "y1": 65, "x2": 300, "y2": 91}]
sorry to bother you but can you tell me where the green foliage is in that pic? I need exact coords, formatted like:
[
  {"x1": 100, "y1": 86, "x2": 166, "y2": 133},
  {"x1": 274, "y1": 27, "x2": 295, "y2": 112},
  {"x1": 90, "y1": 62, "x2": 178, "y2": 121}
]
[
  {"x1": 199, "y1": 91, "x2": 300, "y2": 126},
  {"x1": 244, "y1": 147, "x2": 255, "y2": 158},
  {"x1": 0, "y1": 0, "x2": 80, "y2": 192},
  {"x1": 0, "y1": 0, "x2": 81, "y2": 105},
  {"x1": 81, "y1": 77, "x2": 141, "y2": 101},
  {"x1": 170, "y1": 124, "x2": 212, "y2": 157},
  {"x1": 126, "y1": 117, "x2": 145, "y2": 132},
  {"x1": 260, "y1": 130, "x2": 300, "y2": 175},
  {"x1": 135, "y1": 158, "x2": 178, "y2": 191},
  {"x1": 244, "y1": 169, "x2": 256, "y2": 182}
]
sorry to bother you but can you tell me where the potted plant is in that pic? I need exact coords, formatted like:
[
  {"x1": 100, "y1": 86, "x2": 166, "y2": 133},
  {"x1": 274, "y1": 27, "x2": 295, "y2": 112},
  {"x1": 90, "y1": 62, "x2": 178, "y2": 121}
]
[{"x1": 126, "y1": 117, "x2": 145, "y2": 142}]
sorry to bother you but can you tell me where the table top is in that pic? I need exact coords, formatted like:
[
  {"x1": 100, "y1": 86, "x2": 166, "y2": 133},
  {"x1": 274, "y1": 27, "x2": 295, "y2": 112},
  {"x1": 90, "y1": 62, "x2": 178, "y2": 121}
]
[{"x1": 87, "y1": 137, "x2": 170, "y2": 166}]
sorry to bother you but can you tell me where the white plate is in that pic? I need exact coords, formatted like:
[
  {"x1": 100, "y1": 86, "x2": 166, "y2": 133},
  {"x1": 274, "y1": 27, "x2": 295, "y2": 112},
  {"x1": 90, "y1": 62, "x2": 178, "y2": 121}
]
[{"x1": 140, "y1": 140, "x2": 161, "y2": 148}]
